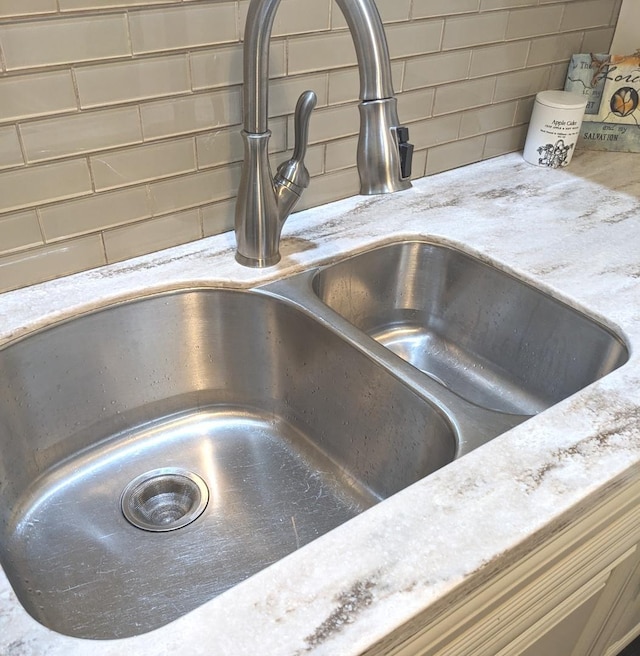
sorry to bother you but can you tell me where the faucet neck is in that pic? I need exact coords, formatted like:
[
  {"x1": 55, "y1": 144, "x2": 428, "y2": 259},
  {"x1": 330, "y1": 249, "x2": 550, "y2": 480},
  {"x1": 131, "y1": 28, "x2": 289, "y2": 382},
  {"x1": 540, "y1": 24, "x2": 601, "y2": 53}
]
[{"x1": 243, "y1": 0, "x2": 397, "y2": 134}]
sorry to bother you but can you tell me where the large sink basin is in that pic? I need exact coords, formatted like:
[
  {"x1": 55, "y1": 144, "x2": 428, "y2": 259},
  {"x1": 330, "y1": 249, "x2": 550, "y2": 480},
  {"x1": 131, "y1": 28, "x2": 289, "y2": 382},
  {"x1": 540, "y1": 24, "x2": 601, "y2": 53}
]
[
  {"x1": 0, "y1": 288, "x2": 454, "y2": 639},
  {"x1": 311, "y1": 241, "x2": 629, "y2": 415}
]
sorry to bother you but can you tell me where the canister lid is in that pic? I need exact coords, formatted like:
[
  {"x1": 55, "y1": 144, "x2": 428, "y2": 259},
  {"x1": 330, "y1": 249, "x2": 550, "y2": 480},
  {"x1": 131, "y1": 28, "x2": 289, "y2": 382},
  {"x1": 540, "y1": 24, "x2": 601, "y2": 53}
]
[{"x1": 536, "y1": 90, "x2": 588, "y2": 110}]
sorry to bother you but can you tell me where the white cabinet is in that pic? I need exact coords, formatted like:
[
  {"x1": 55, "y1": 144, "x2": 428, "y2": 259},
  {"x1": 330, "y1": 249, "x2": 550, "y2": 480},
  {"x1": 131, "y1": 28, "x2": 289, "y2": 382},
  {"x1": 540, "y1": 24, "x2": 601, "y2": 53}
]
[{"x1": 385, "y1": 479, "x2": 640, "y2": 656}]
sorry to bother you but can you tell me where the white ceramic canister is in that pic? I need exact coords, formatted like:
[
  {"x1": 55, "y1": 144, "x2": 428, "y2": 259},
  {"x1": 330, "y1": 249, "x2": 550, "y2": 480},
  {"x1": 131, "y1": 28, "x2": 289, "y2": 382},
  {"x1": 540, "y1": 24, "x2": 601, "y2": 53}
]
[{"x1": 523, "y1": 90, "x2": 588, "y2": 168}]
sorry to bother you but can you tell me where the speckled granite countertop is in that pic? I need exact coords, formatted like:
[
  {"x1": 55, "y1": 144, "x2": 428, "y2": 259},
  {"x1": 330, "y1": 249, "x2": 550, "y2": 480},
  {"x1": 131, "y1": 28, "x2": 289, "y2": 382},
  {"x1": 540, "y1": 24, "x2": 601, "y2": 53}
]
[{"x1": 1, "y1": 151, "x2": 639, "y2": 655}]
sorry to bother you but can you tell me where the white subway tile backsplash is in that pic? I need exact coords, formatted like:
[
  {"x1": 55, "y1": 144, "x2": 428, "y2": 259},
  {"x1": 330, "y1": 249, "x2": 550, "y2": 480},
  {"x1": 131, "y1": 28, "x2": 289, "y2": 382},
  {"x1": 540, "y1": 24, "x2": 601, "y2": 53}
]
[
  {"x1": 128, "y1": 3, "x2": 237, "y2": 54},
  {"x1": 20, "y1": 107, "x2": 143, "y2": 163},
  {"x1": 0, "y1": 0, "x2": 621, "y2": 290},
  {"x1": 0, "y1": 14, "x2": 130, "y2": 69},
  {"x1": 75, "y1": 56, "x2": 191, "y2": 108}
]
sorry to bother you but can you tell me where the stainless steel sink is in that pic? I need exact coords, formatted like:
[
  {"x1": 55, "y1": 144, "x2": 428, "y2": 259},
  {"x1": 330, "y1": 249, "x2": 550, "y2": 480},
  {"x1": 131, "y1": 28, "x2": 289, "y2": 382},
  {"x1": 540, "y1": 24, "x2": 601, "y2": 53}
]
[
  {"x1": 0, "y1": 288, "x2": 454, "y2": 639},
  {"x1": 0, "y1": 241, "x2": 628, "y2": 641},
  {"x1": 310, "y1": 241, "x2": 628, "y2": 415}
]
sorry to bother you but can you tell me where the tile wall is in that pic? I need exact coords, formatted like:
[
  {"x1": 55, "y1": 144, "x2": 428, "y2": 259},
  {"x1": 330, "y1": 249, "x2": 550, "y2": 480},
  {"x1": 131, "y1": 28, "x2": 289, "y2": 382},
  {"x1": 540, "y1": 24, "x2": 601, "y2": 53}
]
[{"x1": 0, "y1": 0, "x2": 621, "y2": 292}]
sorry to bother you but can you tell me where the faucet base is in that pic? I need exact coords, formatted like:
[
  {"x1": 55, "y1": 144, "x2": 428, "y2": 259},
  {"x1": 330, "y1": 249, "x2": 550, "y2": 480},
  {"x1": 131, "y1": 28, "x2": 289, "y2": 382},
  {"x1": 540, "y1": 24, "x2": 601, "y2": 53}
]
[{"x1": 235, "y1": 251, "x2": 281, "y2": 268}]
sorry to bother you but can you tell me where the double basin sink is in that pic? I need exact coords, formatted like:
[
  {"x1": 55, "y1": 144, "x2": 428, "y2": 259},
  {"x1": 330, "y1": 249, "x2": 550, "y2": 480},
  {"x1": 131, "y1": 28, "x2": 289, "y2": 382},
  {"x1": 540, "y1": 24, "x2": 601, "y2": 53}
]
[{"x1": 0, "y1": 241, "x2": 628, "y2": 639}]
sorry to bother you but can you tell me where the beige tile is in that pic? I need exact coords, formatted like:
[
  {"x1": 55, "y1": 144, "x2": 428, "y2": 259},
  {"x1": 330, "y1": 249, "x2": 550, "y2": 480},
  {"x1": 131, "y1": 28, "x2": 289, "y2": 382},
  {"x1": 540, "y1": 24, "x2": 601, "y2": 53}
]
[
  {"x1": 493, "y1": 66, "x2": 550, "y2": 102},
  {"x1": 412, "y1": 0, "x2": 479, "y2": 18},
  {"x1": 460, "y1": 100, "x2": 518, "y2": 137},
  {"x1": 104, "y1": 209, "x2": 202, "y2": 263},
  {"x1": 581, "y1": 27, "x2": 615, "y2": 54},
  {"x1": 201, "y1": 198, "x2": 235, "y2": 237},
  {"x1": 515, "y1": 95, "x2": 536, "y2": 124},
  {"x1": 404, "y1": 50, "x2": 471, "y2": 90},
  {"x1": 398, "y1": 88, "x2": 436, "y2": 122},
  {"x1": 483, "y1": 124, "x2": 528, "y2": 158},
  {"x1": 295, "y1": 168, "x2": 360, "y2": 212},
  {"x1": 60, "y1": 0, "x2": 172, "y2": 9},
  {"x1": 0, "y1": 126, "x2": 24, "y2": 169},
  {"x1": 141, "y1": 89, "x2": 242, "y2": 140},
  {"x1": 410, "y1": 148, "x2": 427, "y2": 179},
  {"x1": 0, "y1": 71, "x2": 77, "y2": 123},
  {"x1": 41, "y1": 187, "x2": 151, "y2": 240},
  {"x1": 425, "y1": 134, "x2": 486, "y2": 175},
  {"x1": 149, "y1": 164, "x2": 242, "y2": 215},
  {"x1": 434, "y1": 78, "x2": 495, "y2": 115},
  {"x1": 0, "y1": 235, "x2": 106, "y2": 294},
  {"x1": 190, "y1": 43, "x2": 286, "y2": 91},
  {"x1": 296, "y1": 103, "x2": 359, "y2": 147},
  {"x1": 506, "y1": 5, "x2": 563, "y2": 40},
  {"x1": 20, "y1": 107, "x2": 143, "y2": 163},
  {"x1": 528, "y1": 32, "x2": 583, "y2": 66},
  {"x1": 287, "y1": 32, "x2": 357, "y2": 75},
  {"x1": 405, "y1": 114, "x2": 462, "y2": 149},
  {"x1": 470, "y1": 42, "x2": 529, "y2": 78},
  {"x1": 480, "y1": 0, "x2": 532, "y2": 9},
  {"x1": 239, "y1": 0, "x2": 330, "y2": 37},
  {"x1": 0, "y1": 159, "x2": 92, "y2": 213},
  {"x1": 0, "y1": 210, "x2": 43, "y2": 254},
  {"x1": 548, "y1": 61, "x2": 570, "y2": 89},
  {"x1": 91, "y1": 139, "x2": 196, "y2": 191},
  {"x1": 0, "y1": 0, "x2": 56, "y2": 17},
  {"x1": 328, "y1": 62, "x2": 403, "y2": 104},
  {"x1": 75, "y1": 55, "x2": 191, "y2": 108},
  {"x1": 269, "y1": 73, "x2": 328, "y2": 118},
  {"x1": 561, "y1": 0, "x2": 618, "y2": 31},
  {"x1": 332, "y1": 0, "x2": 411, "y2": 25},
  {"x1": 196, "y1": 117, "x2": 286, "y2": 169},
  {"x1": 442, "y1": 12, "x2": 508, "y2": 50},
  {"x1": 129, "y1": 3, "x2": 237, "y2": 54},
  {"x1": 0, "y1": 14, "x2": 130, "y2": 70},
  {"x1": 325, "y1": 136, "x2": 358, "y2": 172},
  {"x1": 385, "y1": 21, "x2": 445, "y2": 59}
]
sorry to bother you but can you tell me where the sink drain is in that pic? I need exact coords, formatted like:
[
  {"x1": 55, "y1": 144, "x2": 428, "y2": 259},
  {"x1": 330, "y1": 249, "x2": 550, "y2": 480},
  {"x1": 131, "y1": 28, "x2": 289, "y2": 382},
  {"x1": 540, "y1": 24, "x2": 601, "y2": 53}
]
[{"x1": 121, "y1": 468, "x2": 209, "y2": 532}]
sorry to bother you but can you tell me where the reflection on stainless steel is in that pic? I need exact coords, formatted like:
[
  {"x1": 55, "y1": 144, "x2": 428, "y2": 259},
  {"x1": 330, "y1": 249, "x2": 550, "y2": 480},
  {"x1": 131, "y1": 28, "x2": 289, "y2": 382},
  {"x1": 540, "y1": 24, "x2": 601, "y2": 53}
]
[
  {"x1": 235, "y1": 0, "x2": 413, "y2": 267},
  {"x1": 309, "y1": 241, "x2": 629, "y2": 415},
  {"x1": 0, "y1": 288, "x2": 453, "y2": 639}
]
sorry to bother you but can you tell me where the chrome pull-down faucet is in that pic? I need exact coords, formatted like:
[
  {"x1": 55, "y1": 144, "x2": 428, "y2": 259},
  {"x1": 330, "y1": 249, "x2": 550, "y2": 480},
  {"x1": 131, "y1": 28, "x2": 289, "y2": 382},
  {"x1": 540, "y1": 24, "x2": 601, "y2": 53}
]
[{"x1": 235, "y1": 0, "x2": 414, "y2": 267}]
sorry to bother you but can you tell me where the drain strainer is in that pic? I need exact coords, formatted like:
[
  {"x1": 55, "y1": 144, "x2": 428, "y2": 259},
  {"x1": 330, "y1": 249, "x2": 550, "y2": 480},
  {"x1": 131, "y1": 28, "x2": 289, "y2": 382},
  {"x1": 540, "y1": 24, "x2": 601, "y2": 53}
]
[{"x1": 121, "y1": 468, "x2": 209, "y2": 532}]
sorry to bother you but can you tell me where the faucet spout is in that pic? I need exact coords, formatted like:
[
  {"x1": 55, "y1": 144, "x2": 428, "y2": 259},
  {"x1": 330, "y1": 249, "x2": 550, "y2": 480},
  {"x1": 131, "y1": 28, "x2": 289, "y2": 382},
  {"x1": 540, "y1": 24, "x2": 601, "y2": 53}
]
[{"x1": 235, "y1": 0, "x2": 413, "y2": 267}]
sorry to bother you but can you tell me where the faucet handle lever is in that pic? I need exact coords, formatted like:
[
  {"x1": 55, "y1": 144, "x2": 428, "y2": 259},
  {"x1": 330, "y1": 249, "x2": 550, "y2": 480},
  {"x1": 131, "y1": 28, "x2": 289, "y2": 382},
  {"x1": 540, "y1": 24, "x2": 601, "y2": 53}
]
[{"x1": 276, "y1": 90, "x2": 317, "y2": 193}]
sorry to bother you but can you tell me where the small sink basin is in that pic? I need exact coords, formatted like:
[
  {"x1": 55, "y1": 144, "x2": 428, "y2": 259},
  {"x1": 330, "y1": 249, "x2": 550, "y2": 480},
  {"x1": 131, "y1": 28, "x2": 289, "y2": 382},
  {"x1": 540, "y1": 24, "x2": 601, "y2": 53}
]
[
  {"x1": 0, "y1": 289, "x2": 454, "y2": 639},
  {"x1": 312, "y1": 241, "x2": 628, "y2": 415}
]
